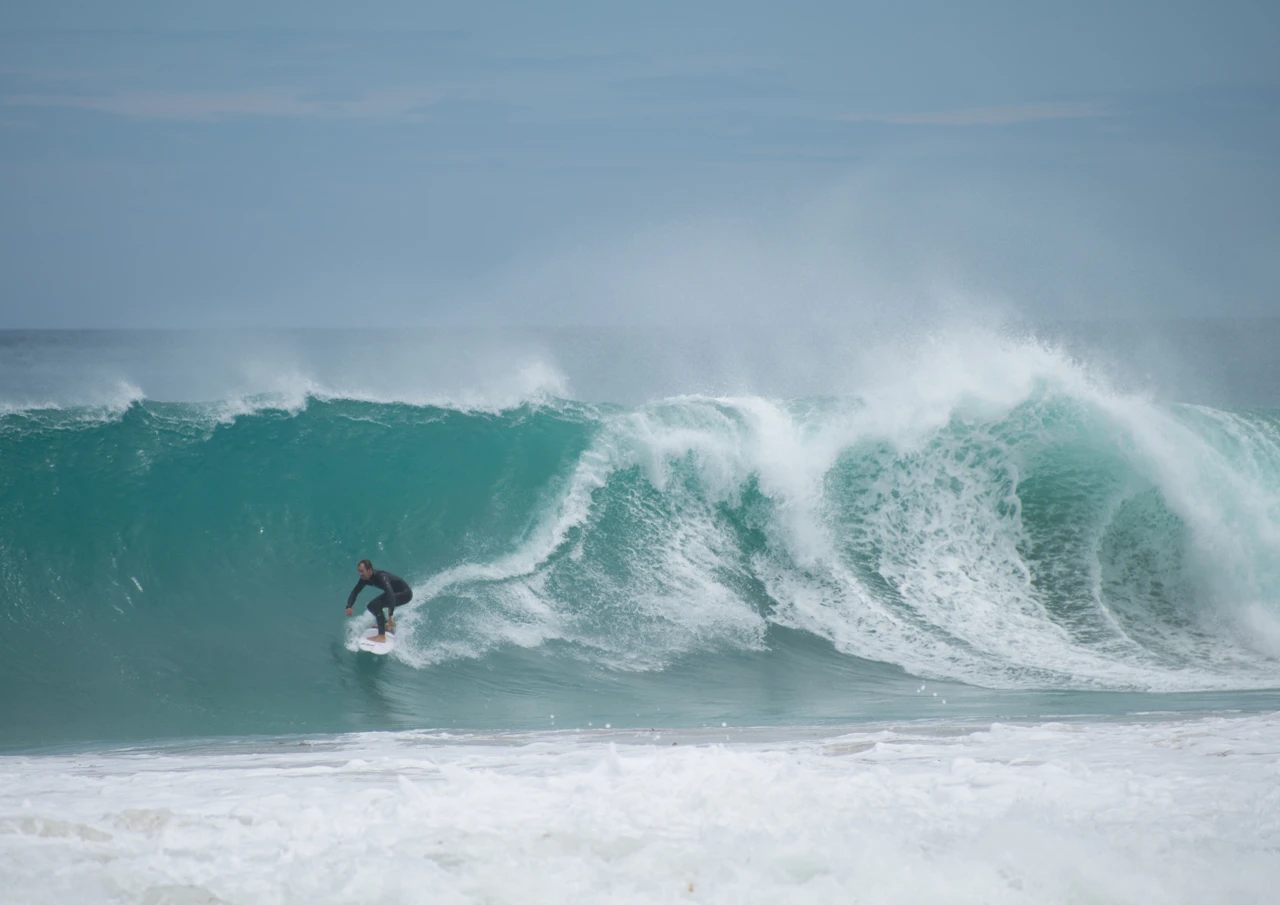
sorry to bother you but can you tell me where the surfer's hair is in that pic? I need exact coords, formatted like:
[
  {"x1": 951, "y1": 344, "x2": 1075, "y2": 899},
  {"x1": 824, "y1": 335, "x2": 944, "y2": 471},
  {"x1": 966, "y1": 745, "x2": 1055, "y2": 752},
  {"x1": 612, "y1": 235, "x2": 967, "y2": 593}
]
[{"x1": 358, "y1": 559, "x2": 373, "y2": 572}]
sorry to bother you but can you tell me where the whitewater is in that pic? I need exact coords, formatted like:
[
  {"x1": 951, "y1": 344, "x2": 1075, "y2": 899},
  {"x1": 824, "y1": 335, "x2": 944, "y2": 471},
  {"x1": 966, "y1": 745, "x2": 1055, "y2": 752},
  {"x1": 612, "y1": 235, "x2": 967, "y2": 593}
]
[{"x1": 2, "y1": 324, "x2": 1278, "y2": 903}]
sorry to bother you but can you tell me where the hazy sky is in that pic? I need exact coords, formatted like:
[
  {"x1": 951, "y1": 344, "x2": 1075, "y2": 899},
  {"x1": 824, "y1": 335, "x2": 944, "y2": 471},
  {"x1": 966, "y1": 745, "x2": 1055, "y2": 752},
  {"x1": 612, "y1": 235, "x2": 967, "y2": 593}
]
[{"x1": 2, "y1": 1, "x2": 1278, "y2": 327}]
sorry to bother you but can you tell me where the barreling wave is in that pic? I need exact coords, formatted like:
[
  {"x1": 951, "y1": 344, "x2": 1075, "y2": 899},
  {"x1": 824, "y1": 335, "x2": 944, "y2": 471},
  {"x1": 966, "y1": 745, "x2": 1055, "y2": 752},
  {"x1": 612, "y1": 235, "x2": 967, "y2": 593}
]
[{"x1": 2, "y1": 334, "x2": 1279, "y2": 746}]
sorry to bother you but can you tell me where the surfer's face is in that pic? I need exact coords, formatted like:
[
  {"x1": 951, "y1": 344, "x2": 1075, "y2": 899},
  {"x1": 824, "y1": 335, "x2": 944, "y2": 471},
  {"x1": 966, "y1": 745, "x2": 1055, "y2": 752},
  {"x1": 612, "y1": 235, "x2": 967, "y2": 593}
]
[{"x1": 358, "y1": 564, "x2": 372, "y2": 579}]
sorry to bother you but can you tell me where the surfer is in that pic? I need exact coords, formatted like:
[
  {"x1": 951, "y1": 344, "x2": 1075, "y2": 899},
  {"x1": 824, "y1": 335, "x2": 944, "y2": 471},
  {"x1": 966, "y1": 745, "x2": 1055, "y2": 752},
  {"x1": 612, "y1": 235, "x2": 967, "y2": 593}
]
[{"x1": 345, "y1": 559, "x2": 412, "y2": 643}]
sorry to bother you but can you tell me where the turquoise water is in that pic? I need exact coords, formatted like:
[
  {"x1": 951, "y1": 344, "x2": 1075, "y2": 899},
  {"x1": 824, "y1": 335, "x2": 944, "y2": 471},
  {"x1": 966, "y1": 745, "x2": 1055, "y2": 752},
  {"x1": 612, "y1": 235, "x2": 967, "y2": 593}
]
[{"x1": 2, "y1": 327, "x2": 1279, "y2": 749}]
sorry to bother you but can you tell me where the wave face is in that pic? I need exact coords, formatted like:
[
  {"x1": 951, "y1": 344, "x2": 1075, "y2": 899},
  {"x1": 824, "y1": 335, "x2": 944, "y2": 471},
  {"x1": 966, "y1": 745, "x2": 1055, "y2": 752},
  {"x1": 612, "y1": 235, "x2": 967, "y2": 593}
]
[{"x1": 3, "y1": 337, "x2": 1280, "y2": 746}]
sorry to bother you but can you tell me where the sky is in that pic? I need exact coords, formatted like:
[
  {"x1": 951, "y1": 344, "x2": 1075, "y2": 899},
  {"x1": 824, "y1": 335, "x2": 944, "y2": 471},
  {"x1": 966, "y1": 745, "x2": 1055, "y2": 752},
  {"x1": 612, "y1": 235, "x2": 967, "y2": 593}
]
[{"x1": 1, "y1": 1, "x2": 1278, "y2": 327}]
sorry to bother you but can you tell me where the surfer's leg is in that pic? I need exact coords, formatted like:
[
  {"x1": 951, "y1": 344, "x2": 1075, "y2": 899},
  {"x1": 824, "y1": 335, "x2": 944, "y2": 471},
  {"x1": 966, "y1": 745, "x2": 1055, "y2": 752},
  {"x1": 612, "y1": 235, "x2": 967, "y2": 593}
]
[
  {"x1": 387, "y1": 589, "x2": 412, "y2": 631},
  {"x1": 366, "y1": 594, "x2": 389, "y2": 636}
]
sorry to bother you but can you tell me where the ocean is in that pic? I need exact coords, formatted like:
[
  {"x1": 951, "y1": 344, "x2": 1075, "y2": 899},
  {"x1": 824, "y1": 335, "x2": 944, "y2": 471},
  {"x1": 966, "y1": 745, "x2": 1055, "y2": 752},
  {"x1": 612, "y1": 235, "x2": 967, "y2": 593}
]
[{"x1": 1, "y1": 322, "x2": 1278, "y2": 903}]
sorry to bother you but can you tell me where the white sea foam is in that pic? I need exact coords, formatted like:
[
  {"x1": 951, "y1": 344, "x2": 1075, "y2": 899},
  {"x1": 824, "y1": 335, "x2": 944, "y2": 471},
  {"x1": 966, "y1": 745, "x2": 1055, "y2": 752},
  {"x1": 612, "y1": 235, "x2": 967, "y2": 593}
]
[{"x1": 2, "y1": 713, "x2": 1277, "y2": 904}]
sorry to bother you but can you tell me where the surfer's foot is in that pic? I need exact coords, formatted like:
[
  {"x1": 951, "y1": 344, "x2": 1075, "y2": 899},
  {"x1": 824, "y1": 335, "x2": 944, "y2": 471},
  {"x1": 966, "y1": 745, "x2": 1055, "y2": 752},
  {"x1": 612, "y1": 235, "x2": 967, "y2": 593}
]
[
  {"x1": 370, "y1": 634, "x2": 386, "y2": 643},
  {"x1": 387, "y1": 619, "x2": 396, "y2": 630}
]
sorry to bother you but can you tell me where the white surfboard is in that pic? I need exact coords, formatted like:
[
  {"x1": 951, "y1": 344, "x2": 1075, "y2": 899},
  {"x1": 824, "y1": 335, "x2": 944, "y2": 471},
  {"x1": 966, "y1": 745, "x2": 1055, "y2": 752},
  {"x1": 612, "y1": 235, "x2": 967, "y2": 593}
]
[{"x1": 358, "y1": 628, "x2": 396, "y2": 655}]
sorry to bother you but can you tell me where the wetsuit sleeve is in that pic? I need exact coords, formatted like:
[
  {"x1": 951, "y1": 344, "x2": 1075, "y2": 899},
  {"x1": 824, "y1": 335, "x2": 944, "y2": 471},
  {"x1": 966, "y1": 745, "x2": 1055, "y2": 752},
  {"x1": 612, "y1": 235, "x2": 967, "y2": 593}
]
[{"x1": 347, "y1": 579, "x2": 368, "y2": 609}]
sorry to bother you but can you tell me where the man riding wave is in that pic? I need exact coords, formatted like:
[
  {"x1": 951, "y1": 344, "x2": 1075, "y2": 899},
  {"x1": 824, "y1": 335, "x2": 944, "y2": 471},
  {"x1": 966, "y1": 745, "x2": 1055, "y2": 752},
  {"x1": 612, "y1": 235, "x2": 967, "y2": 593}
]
[{"x1": 346, "y1": 559, "x2": 412, "y2": 643}]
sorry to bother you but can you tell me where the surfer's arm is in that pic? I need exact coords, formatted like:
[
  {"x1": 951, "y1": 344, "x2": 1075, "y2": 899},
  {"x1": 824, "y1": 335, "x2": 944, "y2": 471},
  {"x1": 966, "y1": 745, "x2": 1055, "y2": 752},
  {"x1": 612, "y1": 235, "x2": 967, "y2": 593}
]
[{"x1": 346, "y1": 579, "x2": 367, "y2": 609}]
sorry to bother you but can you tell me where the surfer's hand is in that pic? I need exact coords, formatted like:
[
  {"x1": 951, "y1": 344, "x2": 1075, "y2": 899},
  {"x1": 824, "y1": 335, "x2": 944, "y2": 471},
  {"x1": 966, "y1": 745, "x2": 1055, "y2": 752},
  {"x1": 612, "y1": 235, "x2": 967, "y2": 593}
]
[{"x1": 345, "y1": 607, "x2": 353, "y2": 617}]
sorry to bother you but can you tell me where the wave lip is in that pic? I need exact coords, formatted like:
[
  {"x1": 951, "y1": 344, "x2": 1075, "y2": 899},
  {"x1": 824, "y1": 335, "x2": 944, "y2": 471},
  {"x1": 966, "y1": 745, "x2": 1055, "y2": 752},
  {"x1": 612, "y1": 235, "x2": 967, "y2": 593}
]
[
  {"x1": 0, "y1": 379, "x2": 146, "y2": 421},
  {"x1": 0, "y1": 352, "x2": 574, "y2": 427}
]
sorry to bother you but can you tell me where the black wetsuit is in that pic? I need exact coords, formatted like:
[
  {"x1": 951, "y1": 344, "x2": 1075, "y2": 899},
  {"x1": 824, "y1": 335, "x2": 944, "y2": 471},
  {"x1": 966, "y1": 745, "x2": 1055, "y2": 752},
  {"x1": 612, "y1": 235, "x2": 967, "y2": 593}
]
[{"x1": 348, "y1": 570, "x2": 412, "y2": 635}]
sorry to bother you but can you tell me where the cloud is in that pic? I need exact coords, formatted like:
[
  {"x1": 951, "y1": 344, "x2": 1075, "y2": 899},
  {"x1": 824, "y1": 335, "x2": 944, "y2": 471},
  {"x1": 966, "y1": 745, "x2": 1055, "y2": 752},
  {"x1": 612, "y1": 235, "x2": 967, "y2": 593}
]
[
  {"x1": 1, "y1": 88, "x2": 438, "y2": 121},
  {"x1": 836, "y1": 102, "x2": 1106, "y2": 126}
]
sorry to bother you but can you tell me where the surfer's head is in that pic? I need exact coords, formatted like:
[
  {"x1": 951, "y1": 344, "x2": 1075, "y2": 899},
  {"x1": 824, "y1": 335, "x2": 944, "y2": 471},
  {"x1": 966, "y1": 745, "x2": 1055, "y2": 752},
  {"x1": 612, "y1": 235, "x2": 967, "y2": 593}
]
[{"x1": 357, "y1": 559, "x2": 374, "y2": 579}]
